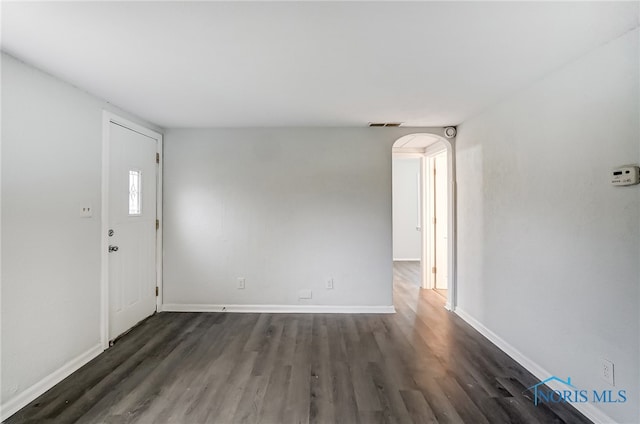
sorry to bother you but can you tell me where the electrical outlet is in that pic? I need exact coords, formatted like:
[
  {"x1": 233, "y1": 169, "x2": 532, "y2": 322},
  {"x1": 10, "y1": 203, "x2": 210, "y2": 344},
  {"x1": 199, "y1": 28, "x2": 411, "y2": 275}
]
[
  {"x1": 237, "y1": 278, "x2": 245, "y2": 289},
  {"x1": 299, "y1": 289, "x2": 312, "y2": 299},
  {"x1": 326, "y1": 278, "x2": 334, "y2": 289},
  {"x1": 80, "y1": 205, "x2": 93, "y2": 218},
  {"x1": 600, "y1": 358, "x2": 615, "y2": 386}
]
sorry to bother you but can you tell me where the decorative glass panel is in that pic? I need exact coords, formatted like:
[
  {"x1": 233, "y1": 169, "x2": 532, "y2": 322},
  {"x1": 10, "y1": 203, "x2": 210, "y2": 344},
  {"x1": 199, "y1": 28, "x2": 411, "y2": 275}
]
[{"x1": 129, "y1": 170, "x2": 142, "y2": 215}]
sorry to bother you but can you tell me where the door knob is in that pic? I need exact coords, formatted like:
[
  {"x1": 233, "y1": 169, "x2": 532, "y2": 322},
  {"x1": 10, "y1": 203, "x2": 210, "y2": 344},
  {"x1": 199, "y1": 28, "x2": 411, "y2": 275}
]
[{"x1": 108, "y1": 245, "x2": 119, "y2": 252}]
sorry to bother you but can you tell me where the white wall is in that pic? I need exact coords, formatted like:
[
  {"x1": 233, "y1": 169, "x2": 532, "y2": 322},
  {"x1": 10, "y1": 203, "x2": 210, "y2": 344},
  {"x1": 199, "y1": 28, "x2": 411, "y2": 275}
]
[
  {"x1": 392, "y1": 157, "x2": 421, "y2": 260},
  {"x1": 162, "y1": 128, "x2": 429, "y2": 310},
  {"x1": 1, "y1": 53, "x2": 160, "y2": 417},
  {"x1": 456, "y1": 28, "x2": 639, "y2": 424}
]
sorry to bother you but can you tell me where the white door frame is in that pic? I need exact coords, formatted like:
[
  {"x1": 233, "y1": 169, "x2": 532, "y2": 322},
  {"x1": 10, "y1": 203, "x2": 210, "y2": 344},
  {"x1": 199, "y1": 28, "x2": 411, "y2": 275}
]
[
  {"x1": 392, "y1": 134, "x2": 456, "y2": 311},
  {"x1": 424, "y1": 144, "x2": 448, "y2": 289},
  {"x1": 424, "y1": 141, "x2": 456, "y2": 310},
  {"x1": 100, "y1": 111, "x2": 163, "y2": 349},
  {"x1": 425, "y1": 141, "x2": 458, "y2": 311}
]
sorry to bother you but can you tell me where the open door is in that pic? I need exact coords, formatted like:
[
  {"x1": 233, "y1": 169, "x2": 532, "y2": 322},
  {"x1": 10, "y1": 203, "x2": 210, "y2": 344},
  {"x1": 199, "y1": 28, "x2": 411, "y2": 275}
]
[{"x1": 433, "y1": 151, "x2": 448, "y2": 291}]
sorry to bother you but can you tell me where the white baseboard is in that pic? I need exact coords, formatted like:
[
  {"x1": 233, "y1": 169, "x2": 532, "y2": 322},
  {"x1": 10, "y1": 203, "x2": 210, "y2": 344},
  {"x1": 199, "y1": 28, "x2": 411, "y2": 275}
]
[
  {"x1": 162, "y1": 304, "x2": 395, "y2": 314},
  {"x1": 0, "y1": 344, "x2": 102, "y2": 422},
  {"x1": 392, "y1": 258, "x2": 421, "y2": 262},
  {"x1": 454, "y1": 308, "x2": 617, "y2": 424}
]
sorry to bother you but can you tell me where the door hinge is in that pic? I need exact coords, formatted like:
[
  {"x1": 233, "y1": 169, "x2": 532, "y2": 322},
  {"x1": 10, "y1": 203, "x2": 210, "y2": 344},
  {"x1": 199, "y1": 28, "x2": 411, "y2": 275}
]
[
  {"x1": 156, "y1": 287, "x2": 159, "y2": 296},
  {"x1": 432, "y1": 266, "x2": 437, "y2": 274},
  {"x1": 156, "y1": 219, "x2": 160, "y2": 230},
  {"x1": 156, "y1": 153, "x2": 160, "y2": 164}
]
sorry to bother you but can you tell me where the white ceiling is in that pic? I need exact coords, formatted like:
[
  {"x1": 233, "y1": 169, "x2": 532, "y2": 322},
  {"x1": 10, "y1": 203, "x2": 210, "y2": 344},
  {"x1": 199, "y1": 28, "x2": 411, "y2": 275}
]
[
  {"x1": 393, "y1": 133, "x2": 441, "y2": 149},
  {"x1": 2, "y1": 1, "x2": 637, "y2": 128}
]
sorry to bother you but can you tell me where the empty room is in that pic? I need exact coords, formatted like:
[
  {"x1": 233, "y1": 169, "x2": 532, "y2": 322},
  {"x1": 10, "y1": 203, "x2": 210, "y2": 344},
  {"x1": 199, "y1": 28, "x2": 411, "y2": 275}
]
[{"x1": 1, "y1": 1, "x2": 639, "y2": 423}]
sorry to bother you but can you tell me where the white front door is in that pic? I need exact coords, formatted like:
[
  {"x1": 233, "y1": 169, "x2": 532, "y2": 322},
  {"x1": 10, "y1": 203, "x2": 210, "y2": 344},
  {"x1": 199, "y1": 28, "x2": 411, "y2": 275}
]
[
  {"x1": 434, "y1": 152, "x2": 448, "y2": 289},
  {"x1": 108, "y1": 122, "x2": 158, "y2": 340}
]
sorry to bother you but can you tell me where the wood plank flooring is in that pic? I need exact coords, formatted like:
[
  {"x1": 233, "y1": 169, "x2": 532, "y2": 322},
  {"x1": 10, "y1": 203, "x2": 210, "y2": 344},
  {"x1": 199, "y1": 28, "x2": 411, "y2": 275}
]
[
  {"x1": 394, "y1": 260, "x2": 448, "y2": 300},
  {"x1": 5, "y1": 265, "x2": 592, "y2": 423},
  {"x1": 392, "y1": 261, "x2": 421, "y2": 288}
]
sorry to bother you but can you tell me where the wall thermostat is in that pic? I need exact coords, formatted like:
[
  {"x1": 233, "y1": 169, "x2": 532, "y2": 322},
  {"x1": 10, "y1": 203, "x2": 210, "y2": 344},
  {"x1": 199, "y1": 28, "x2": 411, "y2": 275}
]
[{"x1": 611, "y1": 166, "x2": 640, "y2": 186}]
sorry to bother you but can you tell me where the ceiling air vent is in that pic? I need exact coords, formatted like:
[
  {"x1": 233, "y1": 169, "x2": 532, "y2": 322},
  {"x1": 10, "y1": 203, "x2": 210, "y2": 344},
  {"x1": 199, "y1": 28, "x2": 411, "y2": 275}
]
[{"x1": 369, "y1": 122, "x2": 403, "y2": 127}]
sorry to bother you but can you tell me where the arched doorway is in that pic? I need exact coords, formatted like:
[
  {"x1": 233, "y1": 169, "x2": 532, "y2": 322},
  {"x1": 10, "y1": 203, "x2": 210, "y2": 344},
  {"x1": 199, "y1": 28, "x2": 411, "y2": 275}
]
[{"x1": 392, "y1": 132, "x2": 456, "y2": 310}]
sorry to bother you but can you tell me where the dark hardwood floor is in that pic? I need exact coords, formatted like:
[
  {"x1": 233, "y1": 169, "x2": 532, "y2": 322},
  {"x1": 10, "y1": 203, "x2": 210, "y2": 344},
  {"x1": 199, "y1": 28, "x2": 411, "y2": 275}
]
[
  {"x1": 5, "y1": 265, "x2": 592, "y2": 423},
  {"x1": 392, "y1": 261, "x2": 421, "y2": 288},
  {"x1": 394, "y1": 261, "x2": 448, "y2": 301}
]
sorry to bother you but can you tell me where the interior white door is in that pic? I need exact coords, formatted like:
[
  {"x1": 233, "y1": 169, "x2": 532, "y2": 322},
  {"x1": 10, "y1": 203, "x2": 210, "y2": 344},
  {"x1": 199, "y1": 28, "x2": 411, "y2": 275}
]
[
  {"x1": 434, "y1": 152, "x2": 448, "y2": 289},
  {"x1": 108, "y1": 122, "x2": 158, "y2": 340}
]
